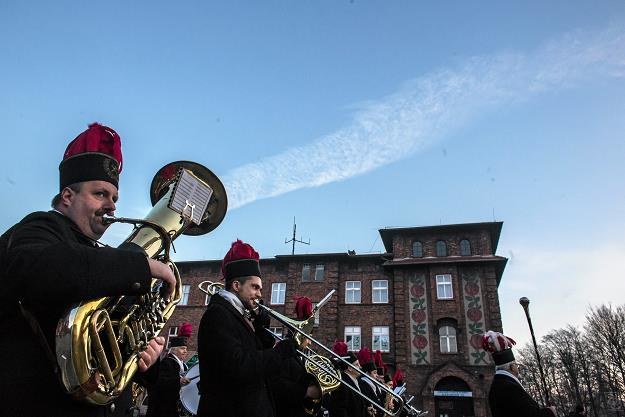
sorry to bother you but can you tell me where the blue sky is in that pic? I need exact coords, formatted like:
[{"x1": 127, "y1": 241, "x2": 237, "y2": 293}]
[{"x1": 1, "y1": 1, "x2": 624, "y2": 347}]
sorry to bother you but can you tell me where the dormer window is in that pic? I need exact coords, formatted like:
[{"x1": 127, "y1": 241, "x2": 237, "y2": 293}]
[
  {"x1": 436, "y1": 240, "x2": 447, "y2": 257},
  {"x1": 460, "y1": 239, "x2": 471, "y2": 256},
  {"x1": 412, "y1": 241, "x2": 423, "y2": 257}
]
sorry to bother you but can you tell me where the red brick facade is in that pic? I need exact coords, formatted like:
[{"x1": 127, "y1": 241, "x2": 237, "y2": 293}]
[{"x1": 166, "y1": 221, "x2": 507, "y2": 417}]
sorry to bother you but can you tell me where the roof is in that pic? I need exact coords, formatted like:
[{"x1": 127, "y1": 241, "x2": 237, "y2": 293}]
[
  {"x1": 378, "y1": 221, "x2": 504, "y2": 253},
  {"x1": 382, "y1": 254, "x2": 508, "y2": 285}
]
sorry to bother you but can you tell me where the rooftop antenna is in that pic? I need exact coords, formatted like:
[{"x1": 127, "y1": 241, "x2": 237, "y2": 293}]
[{"x1": 285, "y1": 217, "x2": 310, "y2": 255}]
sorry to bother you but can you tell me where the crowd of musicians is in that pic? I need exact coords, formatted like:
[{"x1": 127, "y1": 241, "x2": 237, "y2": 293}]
[{"x1": 0, "y1": 122, "x2": 561, "y2": 417}]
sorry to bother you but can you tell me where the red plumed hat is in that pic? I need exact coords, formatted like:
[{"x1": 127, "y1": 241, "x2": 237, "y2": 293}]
[
  {"x1": 482, "y1": 330, "x2": 516, "y2": 365},
  {"x1": 293, "y1": 296, "x2": 313, "y2": 320},
  {"x1": 59, "y1": 122, "x2": 123, "y2": 190},
  {"x1": 374, "y1": 349, "x2": 387, "y2": 374},
  {"x1": 357, "y1": 347, "x2": 373, "y2": 366},
  {"x1": 222, "y1": 239, "x2": 261, "y2": 282},
  {"x1": 332, "y1": 340, "x2": 348, "y2": 357},
  {"x1": 178, "y1": 322, "x2": 193, "y2": 338},
  {"x1": 392, "y1": 367, "x2": 404, "y2": 388}
]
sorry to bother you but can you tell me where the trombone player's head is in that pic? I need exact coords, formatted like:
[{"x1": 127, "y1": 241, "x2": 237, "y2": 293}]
[{"x1": 222, "y1": 239, "x2": 263, "y2": 311}]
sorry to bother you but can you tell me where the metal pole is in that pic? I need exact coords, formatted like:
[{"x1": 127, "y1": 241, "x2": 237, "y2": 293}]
[{"x1": 519, "y1": 297, "x2": 551, "y2": 406}]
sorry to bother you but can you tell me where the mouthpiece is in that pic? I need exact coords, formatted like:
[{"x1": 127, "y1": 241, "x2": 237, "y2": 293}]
[{"x1": 102, "y1": 216, "x2": 117, "y2": 225}]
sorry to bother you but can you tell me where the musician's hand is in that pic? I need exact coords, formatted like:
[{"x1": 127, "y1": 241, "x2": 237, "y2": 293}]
[
  {"x1": 252, "y1": 300, "x2": 271, "y2": 329},
  {"x1": 138, "y1": 336, "x2": 165, "y2": 372},
  {"x1": 180, "y1": 376, "x2": 190, "y2": 386},
  {"x1": 367, "y1": 405, "x2": 376, "y2": 417},
  {"x1": 148, "y1": 258, "x2": 176, "y2": 301},
  {"x1": 305, "y1": 384, "x2": 321, "y2": 399}
]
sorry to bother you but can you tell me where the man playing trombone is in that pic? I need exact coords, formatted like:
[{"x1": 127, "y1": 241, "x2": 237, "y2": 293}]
[
  {"x1": 328, "y1": 341, "x2": 370, "y2": 417},
  {"x1": 196, "y1": 239, "x2": 296, "y2": 417},
  {"x1": 269, "y1": 296, "x2": 323, "y2": 417}
]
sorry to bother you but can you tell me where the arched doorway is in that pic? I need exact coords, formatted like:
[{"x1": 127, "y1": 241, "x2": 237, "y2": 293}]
[{"x1": 434, "y1": 376, "x2": 474, "y2": 417}]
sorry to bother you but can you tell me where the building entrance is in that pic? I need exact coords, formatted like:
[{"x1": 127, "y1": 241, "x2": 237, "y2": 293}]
[{"x1": 434, "y1": 376, "x2": 474, "y2": 417}]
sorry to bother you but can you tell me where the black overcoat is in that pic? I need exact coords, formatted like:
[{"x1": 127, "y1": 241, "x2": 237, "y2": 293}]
[
  {"x1": 0, "y1": 211, "x2": 154, "y2": 417},
  {"x1": 328, "y1": 372, "x2": 368, "y2": 417},
  {"x1": 270, "y1": 354, "x2": 322, "y2": 417},
  {"x1": 358, "y1": 376, "x2": 383, "y2": 416},
  {"x1": 146, "y1": 354, "x2": 184, "y2": 417},
  {"x1": 196, "y1": 293, "x2": 284, "y2": 417},
  {"x1": 489, "y1": 373, "x2": 556, "y2": 417}
]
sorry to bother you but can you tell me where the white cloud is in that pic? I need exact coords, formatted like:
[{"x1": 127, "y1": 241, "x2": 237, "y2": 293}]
[
  {"x1": 498, "y1": 240, "x2": 625, "y2": 347},
  {"x1": 223, "y1": 24, "x2": 625, "y2": 209}
]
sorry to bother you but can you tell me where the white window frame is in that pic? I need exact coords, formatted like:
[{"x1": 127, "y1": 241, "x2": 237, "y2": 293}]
[
  {"x1": 180, "y1": 284, "x2": 191, "y2": 305},
  {"x1": 372, "y1": 280, "x2": 389, "y2": 303},
  {"x1": 436, "y1": 274, "x2": 453, "y2": 299},
  {"x1": 345, "y1": 326, "x2": 361, "y2": 351},
  {"x1": 372, "y1": 326, "x2": 390, "y2": 352},
  {"x1": 315, "y1": 263, "x2": 325, "y2": 281},
  {"x1": 302, "y1": 263, "x2": 311, "y2": 281},
  {"x1": 269, "y1": 327, "x2": 283, "y2": 338},
  {"x1": 345, "y1": 281, "x2": 361, "y2": 304},
  {"x1": 439, "y1": 325, "x2": 458, "y2": 353},
  {"x1": 271, "y1": 282, "x2": 286, "y2": 305}
]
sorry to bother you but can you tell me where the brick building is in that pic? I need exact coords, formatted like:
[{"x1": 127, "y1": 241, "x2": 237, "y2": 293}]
[{"x1": 166, "y1": 221, "x2": 507, "y2": 417}]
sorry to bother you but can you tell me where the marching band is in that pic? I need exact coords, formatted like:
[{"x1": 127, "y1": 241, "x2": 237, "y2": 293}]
[{"x1": 0, "y1": 121, "x2": 546, "y2": 417}]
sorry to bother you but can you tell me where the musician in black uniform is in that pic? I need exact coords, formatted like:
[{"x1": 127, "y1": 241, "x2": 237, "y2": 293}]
[
  {"x1": 329, "y1": 341, "x2": 368, "y2": 417},
  {"x1": 146, "y1": 332, "x2": 191, "y2": 417},
  {"x1": 483, "y1": 330, "x2": 557, "y2": 417},
  {"x1": 0, "y1": 123, "x2": 176, "y2": 417},
  {"x1": 270, "y1": 296, "x2": 323, "y2": 417},
  {"x1": 196, "y1": 239, "x2": 296, "y2": 417}
]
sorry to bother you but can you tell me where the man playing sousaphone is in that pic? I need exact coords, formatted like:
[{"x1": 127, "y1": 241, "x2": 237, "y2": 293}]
[
  {"x1": 0, "y1": 123, "x2": 176, "y2": 417},
  {"x1": 270, "y1": 296, "x2": 324, "y2": 417}
]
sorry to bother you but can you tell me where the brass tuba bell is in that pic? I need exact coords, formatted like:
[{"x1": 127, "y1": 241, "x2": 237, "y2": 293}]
[{"x1": 55, "y1": 161, "x2": 227, "y2": 405}]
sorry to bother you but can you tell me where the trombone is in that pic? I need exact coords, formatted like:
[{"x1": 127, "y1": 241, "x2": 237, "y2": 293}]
[{"x1": 198, "y1": 281, "x2": 406, "y2": 416}]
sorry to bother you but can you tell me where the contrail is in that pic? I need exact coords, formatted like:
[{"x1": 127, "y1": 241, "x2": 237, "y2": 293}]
[{"x1": 221, "y1": 25, "x2": 624, "y2": 209}]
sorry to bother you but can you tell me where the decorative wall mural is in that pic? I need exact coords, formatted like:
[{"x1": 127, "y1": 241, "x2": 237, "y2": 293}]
[{"x1": 409, "y1": 273, "x2": 430, "y2": 364}]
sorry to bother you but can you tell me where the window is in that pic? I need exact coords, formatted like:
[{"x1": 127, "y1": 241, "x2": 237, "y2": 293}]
[
  {"x1": 302, "y1": 263, "x2": 311, "y2": 281},
  {"x1": 372, "y1": 280, "x2": 389, "y2": 303},
  {"x1": 271, "y1": 283, "x2": 286, "y2": 305},
  {"x1": 460, "y1": 239, "x2": 471, "y2": 256},
  {"x1": 180, "y1": 285, "x2": 191, "y2": 305},
  {"x1": 436, "y1": 274, "x2": 453, "y2": 299},
  {"x1": 439, "y1": 326, "x2": 457, "y2": 353},
  {"x1": 436, "y1": 240, "x2": 447, "y2": 257},
  {"x1": 372, "y1": 326, "x2": 390, "y2": 352},
  {"x1": 412, "y1": 241, "x2": 423, "y2": 257},
  {"x1": 315, "y1": 263, "x2": 325, "y2": 281},
  {"x1": 345, "y1": 281, "x2": 361, "y2": 304},
  {"x1": 269, "y1": 327, "x2": 283, "y2": 338},
  {"x1": 345, "y1": 326, "x2": 361, "y2": 351}
]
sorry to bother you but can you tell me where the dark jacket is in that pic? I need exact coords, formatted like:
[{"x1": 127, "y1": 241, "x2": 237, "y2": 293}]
[
  {"x1": 270, "y1": 354, "x2": 322, "y2": 417},
  {"x1": 489, "y1": 373, "x2": 555, "y2": 417},
  {"x1": 146, "y1": 354, "x2": 184, "y2": 417},
  {"x1": 329, "y1": 372, "x2": 367, "y2": 417},
  {"x1": 0, "y1": 211, "x2": 153, "y2": 417},
  {"x1": 196, "y1": 293, "x2": 284, "y2": 417},
  {"x1": 358, "y1": 376, "x2": 382, "y2": 416}
]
